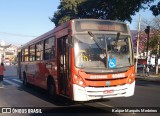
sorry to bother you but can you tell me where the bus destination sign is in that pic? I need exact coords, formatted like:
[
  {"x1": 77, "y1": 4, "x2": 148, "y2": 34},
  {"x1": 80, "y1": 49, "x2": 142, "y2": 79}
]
[{"x1": 75, "y1": 20, "x2": 128, "y2": 33}]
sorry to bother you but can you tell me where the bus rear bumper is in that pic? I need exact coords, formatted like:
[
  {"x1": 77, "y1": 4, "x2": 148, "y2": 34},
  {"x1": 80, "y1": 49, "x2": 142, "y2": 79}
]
[{"x1": 73, "y1": 81, "x2": 135, "y2": 101}]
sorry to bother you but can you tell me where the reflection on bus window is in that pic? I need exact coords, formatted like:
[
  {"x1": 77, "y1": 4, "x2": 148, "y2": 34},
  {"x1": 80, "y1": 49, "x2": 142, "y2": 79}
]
[
  {"x1": 29, "y1": 45, "x2": 35, "y2": 61},
  {"x1": 44, "y1": 37, "x2": 55, "y2": 60},
  {"x1": 36, "y1": 41, "x2": 43, "y2": 60}
]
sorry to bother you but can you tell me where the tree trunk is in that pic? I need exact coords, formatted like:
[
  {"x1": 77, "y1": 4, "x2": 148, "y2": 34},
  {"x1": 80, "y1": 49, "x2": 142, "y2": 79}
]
[{"x1": 156, "y1": 41, "x2": 159, "y2": 75}]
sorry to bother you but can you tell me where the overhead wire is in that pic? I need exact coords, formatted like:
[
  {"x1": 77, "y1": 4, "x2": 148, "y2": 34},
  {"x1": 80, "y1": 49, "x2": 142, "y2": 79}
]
[{"x1": 0, "y1": 32, "x2": 37, "y2": 37}]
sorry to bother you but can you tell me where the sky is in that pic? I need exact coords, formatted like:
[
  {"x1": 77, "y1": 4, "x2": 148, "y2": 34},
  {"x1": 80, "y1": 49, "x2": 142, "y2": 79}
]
[
  {"x1": 0, "y1": 0, "x2": 159, "y2": 46},
  {"x1": 127, "y1": 0, "x2": 159, "y2": 30}
]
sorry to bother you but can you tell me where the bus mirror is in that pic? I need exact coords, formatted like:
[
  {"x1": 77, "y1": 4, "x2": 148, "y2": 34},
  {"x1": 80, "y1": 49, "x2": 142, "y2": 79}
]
[
  {"x1": 68, "y1": 36, "x2": 73, "y2": 46},
  {"x1": 68, "y1": 28, "x2": 73, "y2": 45}
]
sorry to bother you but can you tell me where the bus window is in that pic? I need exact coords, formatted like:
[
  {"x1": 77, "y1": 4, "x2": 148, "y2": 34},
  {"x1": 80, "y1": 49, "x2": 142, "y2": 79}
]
[
  {"x1": 21, "y1": 48, "x2": 29, "y2": 62},
  {"x1": 24, "y1": 47, "x2": 29, "y2": 62},
  {"x1": 74, "y1": 34, "x2": 131, "y2": 68},
  {"x1": 36, "y1": 41, "x2": 43, "y2": 60},
  {"x1": 44, "y1": 37, "x2": 55, "y2": 60},
  {"x1": 30, "y1": 44, "x2": 36, "y2": 61},
  {"x1": 22, "y1": 49, "x2": 25, "y2": 62}
]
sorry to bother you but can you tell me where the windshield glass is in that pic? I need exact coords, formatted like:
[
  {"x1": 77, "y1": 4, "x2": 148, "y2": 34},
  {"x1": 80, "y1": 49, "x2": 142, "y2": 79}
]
[{"x1": 74, "y1": 34, "x2": 133, "y2": 69}]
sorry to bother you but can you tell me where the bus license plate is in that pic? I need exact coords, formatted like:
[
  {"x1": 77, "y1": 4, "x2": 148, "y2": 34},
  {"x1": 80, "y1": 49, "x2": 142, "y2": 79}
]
[{"x1": 104, "y1": 90, "x2": 114, "y2": 94}]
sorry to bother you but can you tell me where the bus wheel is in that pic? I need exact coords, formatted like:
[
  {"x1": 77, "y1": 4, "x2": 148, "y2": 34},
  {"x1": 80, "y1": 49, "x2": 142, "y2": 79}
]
[
  {"x1": 48, "y1": 81, "x2": 57, "y2": 101},
  {"x1": 23, "y1": 73, "x2": 28, "y2": 86}
]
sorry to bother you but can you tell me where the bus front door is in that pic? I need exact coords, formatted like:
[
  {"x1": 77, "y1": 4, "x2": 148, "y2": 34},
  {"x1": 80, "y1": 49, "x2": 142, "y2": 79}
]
[{"x1": 58, "y1": 37, "x2": 70, "y2": 97}]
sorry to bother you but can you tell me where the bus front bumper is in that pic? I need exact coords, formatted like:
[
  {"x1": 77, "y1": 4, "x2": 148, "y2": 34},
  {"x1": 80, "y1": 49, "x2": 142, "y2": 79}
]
[{"x1": 73, "y1": 81, "x2": 135, "y2": 101}]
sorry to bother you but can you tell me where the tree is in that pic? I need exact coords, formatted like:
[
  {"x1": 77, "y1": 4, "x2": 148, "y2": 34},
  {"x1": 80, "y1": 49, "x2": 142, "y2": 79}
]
[
  {"x1": 51, "y1": 0, "x2": 157, "y2": 26},
  {"x1": 150, "y1": 1, "x2": 160, "y2": 16},
  {"x1": 50, "y1": 0, "x2": 85, "y2": 26},
  {"x1": 149, "y1": 33, "x2": 160, "y2": 55},
  {"x1": 149, "y1": 33, "x2": 160, "y2": 74},
  {"x1": 78, "y1": 0, "x2": 153, "y2": 21},
  {"x1": 133, "y1": 16, "x2": 160, "y2": 74},
  {"x1": 140, "y1": 16, "x2": 160, "y2": 56},
  {"x1": 133, "y1": 16, "x2": 160, "y2": 52}
]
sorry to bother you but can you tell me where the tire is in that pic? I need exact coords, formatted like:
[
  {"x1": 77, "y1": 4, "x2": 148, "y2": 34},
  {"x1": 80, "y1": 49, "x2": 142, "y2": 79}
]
[
  {"x1": 23, "y1": 73, "x2": 28, "y2": 86},
  {"x1": 48, "y1": 80, "x2": 57, "y2": 101}
]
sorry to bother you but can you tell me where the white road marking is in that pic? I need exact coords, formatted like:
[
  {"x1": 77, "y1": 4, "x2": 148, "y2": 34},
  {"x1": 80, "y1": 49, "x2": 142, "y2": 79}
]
[
  {"x1": 12, "y1": 79, "x2": 22, "y2": 83},
  {"x1": 4, "y1": 80, "x2": 20, "y2": 87},
  {"x1": 96, "y1": 102, "x2": 137, "y2": 115},
  {"x1": 96, "y1": 102, "x2": 114, "y2": 108}
]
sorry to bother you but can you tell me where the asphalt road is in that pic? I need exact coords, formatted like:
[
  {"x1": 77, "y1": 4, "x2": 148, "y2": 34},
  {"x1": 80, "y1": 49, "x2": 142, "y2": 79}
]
[{"x1": 0, "y1": 76, "x2": 160, "y2": 116}]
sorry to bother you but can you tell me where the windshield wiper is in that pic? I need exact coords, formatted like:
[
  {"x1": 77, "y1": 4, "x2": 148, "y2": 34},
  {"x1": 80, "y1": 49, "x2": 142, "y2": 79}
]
[
  {"x1": 114, "y1": 32, "x2": 120, "y2": 46},
  {"x1": 88, "y1": 31, "x2": 103, "y2": 50}
]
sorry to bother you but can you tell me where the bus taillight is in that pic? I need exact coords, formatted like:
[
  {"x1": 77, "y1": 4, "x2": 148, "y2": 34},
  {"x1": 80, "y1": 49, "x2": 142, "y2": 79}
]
[{"x1": 73, "y1": 74, "x2": 86, "y2": 87}]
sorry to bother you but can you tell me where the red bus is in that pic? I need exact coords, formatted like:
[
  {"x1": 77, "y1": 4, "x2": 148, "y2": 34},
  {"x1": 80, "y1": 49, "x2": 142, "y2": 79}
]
[{"x1": 18, "y1": 19, "x2": 135, "y2": 101}]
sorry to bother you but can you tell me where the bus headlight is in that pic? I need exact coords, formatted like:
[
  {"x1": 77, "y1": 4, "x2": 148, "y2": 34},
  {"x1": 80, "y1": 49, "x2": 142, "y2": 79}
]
[
  {"x1": 73, "y1": 75, "x2": 86, "y2": 87},
  {"x1": 127, "y1": 73, "x2": 135, "y2": 84}
]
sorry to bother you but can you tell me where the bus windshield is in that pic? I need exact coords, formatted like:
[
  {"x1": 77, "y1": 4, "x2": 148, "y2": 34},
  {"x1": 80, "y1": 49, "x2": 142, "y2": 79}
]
[{"x1": 74, "y1": 34, "x2": 132, "y2": 69}]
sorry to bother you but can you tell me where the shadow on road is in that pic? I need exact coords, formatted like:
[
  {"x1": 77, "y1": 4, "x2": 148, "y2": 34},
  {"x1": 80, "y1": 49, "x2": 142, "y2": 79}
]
[
  {"x1": 17, "y1": 84, "x2": 75, "y2": 106},
  {"x1": 15, "y1": 84, "x2": 117, "y2": 115},
  {"x1": 16, "y1": 83, "x2": 111, "y2": 106},
  {"x1": 136, "y1": 80, "x2": 160, "y2": 87}
]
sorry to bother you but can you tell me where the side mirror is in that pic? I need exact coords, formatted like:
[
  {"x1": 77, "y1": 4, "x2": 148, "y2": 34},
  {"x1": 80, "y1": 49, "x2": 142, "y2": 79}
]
[
  {"x1": 67, "y1": 28, "x2": 73, "y2": 45},
  {"x1": 67, "y1": 35, "x2": 73, "y2": 47}
]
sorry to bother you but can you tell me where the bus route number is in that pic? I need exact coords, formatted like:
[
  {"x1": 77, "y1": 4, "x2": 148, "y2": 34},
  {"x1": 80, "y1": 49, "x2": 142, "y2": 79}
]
[{"x1": 112, "y1": 73, "x2": 125, "y2": 79}]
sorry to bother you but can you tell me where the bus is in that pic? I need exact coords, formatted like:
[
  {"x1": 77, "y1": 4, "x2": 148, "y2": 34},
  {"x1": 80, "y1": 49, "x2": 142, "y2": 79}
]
[{"x1": 18, "y1": 19, "x2": 135, "y2": 101}]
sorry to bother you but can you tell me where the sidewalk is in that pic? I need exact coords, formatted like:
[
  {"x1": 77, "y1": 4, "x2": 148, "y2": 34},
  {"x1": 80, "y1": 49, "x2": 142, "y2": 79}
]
[{"x1": 136, "y1": 69, "x2": 160, "y2": 82}]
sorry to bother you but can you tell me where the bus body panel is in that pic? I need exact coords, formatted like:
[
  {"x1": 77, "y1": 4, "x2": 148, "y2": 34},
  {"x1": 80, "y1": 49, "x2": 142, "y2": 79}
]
[
  {"x1": 72, "y1": 81, "x2": 135, "y2": 101},
  {"x1": 18, "y1": 19, "x2": 135, "y2": 102}
]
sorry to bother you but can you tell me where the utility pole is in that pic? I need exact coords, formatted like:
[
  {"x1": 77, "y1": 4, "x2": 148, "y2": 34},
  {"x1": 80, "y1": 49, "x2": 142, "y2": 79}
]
[
  {"x1": 145, "y1": 26, "x2": 150, "y2": 66},
  {"x1": 135, "y1": 15, "x2": 141, "y2": 73}
]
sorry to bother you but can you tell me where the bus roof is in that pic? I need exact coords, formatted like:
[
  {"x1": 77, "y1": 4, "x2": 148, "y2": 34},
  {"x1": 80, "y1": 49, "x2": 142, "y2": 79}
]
[{"x1": 19, "y1": 19, "x2": 128, "y2": 49}]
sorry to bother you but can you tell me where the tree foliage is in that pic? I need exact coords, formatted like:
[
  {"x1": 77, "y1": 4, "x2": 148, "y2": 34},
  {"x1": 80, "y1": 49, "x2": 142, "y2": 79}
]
[
  {"x1": 138, "y1": 16, "x2": 160, "y2": 55},
  {"x1": 150, "y1": 1, "x2": 160, "y2": 16},
  {"x1": 51, "y1": 0, "x2": 157, "y2": 26},
  {"x1": 50, "y1": 0, "x2": 85, "y2": 26},
  {"x1": 149, "y1": 34, "x2": 160, "y2": 55}
]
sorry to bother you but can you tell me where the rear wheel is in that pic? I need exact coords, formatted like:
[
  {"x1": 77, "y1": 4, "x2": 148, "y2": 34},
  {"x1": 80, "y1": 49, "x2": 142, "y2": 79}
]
[
  {"x1": 48, "y1": 80, "x2": 57, "y2": 101},
  {"x1": 23, "y1": 73, "x2": 28, "y2": 86}
]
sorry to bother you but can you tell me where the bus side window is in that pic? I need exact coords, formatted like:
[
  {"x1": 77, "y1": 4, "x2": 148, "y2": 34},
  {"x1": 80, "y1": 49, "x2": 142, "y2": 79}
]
[
  {"x1": 44, "y1": 37, "x2": 55, "y2": 60},
  {"x1": 22, "y1": 49, "x2": 25, "y2": 62},
  {"x1": 24, "y1": 47, "x2": 29, "y2": 62},
  {"x1": 29, "y1": 44, "x2": 36, "y2": 61},
  {"x1": 36, "y1": 41, "x2": 43, "y2": 61},
  {"x1": 44, "y1": 39, "x2": 50, "y2": 60},
  {"x1": 50, "y1": 37, "x2": 55, "y2": 59}
]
